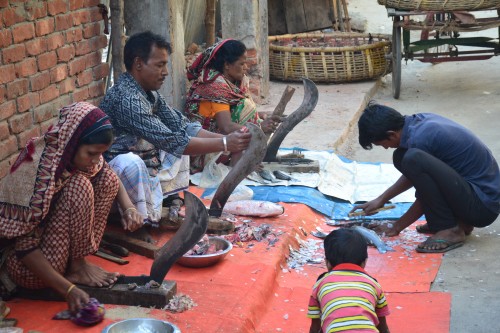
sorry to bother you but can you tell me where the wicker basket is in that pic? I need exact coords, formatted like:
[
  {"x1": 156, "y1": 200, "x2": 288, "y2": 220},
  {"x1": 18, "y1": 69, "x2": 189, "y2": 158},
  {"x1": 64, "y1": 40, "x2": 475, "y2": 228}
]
[
  {"x1": 268, "y1": 32, "x2": 391, "y2": 83},
  {"x1": 377, "y1": 0, "x2": 500, "y2": 11}
]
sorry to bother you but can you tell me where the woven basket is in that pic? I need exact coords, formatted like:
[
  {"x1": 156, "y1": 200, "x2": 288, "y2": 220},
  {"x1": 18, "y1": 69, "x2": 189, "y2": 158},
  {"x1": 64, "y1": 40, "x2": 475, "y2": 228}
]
[
  {"x1": 268, "y1": 32, "x2": 391, "y2": 83},
  {"x1": 377, "y1": 0, "x2": 500, "y2": 11}
]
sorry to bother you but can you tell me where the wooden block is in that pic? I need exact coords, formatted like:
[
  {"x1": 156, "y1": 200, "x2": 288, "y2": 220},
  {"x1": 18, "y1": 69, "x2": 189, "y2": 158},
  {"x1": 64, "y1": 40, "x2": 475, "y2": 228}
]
[
  {"x1": 16, "y1": 276, "x2": 177, "y2": 308},
  {"x1": 261, "y1": 160, "x2": 320, "y2": 173},
  {"x1": 103, "y1": 231, "x2": 159, "y2": 259}
]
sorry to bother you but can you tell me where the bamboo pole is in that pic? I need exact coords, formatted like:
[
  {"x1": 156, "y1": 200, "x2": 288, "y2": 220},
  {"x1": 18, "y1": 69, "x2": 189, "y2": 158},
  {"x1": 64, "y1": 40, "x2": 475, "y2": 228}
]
[
  {"x1": 110, "y1": 0, "x2": 125, "y2": 83},
  {"x1": 205, "y1": 0, "x2": 217, "y2": 46}
]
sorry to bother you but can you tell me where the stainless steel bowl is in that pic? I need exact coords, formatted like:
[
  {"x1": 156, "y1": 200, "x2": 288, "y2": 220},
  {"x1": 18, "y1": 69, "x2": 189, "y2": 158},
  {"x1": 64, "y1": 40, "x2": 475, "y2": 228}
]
[
  {"x1": 102, "y1": 318, "x2": 181, "y2": 333},
  {"x1": 176, "y1": 236, "x2": 232, "y2": 268}
]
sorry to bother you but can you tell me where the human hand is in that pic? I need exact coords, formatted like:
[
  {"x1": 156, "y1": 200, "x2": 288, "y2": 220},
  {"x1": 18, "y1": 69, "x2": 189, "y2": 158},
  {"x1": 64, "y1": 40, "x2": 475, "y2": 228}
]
[
  {"x1": 259, "y1": 115, "x2": 282, "y2": 134},
  {"x1": 225, "y1": 128, "x2": 252, "y2": 152},
  {"x1": 66, "y1": 285, "x2": 90, "y2": 314},
  {"x1": 367, "y1": 221, "x2": 401, "y2": 237},
  {"x1": 349, "y1": 199, "x2": 385, "y2": 217},
  {"x1": 121, "y1": 207, "x2": 144, "y2": 232}
]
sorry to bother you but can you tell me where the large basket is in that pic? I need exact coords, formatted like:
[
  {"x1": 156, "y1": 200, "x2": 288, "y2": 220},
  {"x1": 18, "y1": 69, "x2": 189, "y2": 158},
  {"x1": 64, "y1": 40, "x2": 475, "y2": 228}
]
[
  {"x1": 269, "y1": 32, "x2": 391, "y2": 83},
  {"x1": 377, "y1": 0, "x2": 500, "y2": 11}
]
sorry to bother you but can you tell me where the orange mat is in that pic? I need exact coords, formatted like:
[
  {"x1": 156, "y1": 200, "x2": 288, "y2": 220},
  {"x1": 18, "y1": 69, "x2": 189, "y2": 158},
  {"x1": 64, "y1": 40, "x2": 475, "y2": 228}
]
[{"x1": 4, "y1": 187, "x2": 450, "y2": 332}]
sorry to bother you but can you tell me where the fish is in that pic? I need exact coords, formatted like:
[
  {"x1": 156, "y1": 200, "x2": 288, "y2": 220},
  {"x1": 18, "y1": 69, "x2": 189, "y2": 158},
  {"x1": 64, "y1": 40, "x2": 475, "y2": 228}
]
[
  {"x1": 222, "y1": 200, "x2": 284, "y2": 217},
  {"x1": 247, "y1": 171, "x2": 271, "y2": 184},
  {"x1": 273, "y1": 170, "x2": 292, "y2": 181},
  {"x1": 351, "y1": 226, "x2": 394, "y2": 254},
  {"x1": 258, "y1": 169, "x2": 280, "y2": 183}
]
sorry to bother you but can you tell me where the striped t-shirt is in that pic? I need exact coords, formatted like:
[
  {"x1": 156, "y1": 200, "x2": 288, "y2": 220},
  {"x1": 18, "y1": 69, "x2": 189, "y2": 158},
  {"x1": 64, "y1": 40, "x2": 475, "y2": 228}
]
[{"x1": 307, "y1": 263, "x2": 390, "y2": 332}]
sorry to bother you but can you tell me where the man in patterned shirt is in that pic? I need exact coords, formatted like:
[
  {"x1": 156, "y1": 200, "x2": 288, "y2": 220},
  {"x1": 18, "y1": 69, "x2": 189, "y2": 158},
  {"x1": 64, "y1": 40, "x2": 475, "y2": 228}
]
[
  {"x1": 100, "y1": 31, "x2": 251, "y2": 240},
  {"x1": 308, "y1": 228, "x2": 390, "y2": 333}
]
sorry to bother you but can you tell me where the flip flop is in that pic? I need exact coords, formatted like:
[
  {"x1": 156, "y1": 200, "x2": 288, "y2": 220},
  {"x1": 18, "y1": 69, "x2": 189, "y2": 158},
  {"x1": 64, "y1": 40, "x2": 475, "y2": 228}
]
[
  {"x1": 415, "y1": 223, "x2": 436, "y2": 234},
  {"x1": 416, "y1": 238, "x2": 464, "y2": 253}
]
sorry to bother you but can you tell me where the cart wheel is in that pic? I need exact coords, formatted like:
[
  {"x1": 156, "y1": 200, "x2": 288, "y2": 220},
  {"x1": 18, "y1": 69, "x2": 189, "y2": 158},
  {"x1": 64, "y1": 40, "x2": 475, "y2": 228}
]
[{"x1": 392, "y1": 16, "x2": 402, "y2": 99}]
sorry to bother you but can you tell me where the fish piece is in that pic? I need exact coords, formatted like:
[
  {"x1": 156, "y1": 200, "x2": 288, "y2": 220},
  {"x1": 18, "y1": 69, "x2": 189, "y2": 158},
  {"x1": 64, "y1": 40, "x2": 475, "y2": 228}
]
[
  {"x1": 273, "y1": 170, "x2": 292, "y2": 181},
  {"x1": 351, "y1": 226, "x2": 394, "y2": 254},
  {"x1": 223, "y1": 200, "x2": 284, "y2": 217},
  {"x1": 247, "y1": 171, "x2": 271, "y2": 184},
  {"x1": 259, "y1": 169, "x2": 280, "y2": 183}
]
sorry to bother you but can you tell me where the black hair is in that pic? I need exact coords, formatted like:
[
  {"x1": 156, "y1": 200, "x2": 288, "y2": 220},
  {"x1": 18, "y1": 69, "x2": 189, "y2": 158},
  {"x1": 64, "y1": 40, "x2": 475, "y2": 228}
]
[
  {"x1": 358, "y1": 101, "x2": 406, "y2": 150},
  {"x1": 79, "y1": 128, "x2": 114, "y2": 145},
  {"x1": 124, "y1": 31, "x2": 172, "y2": 71},
  {"x1": 324, "y1": 228, "x2": 368, "y2": 268},
  {"x1": 209, "y1": 40, "x2": 247, "y2": 73}
]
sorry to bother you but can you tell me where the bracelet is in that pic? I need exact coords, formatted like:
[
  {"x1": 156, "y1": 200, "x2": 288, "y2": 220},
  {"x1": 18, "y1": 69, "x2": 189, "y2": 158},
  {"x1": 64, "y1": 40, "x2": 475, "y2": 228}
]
[
  {"x1": 123, "y1": 207, "x2": 137, "y2": 215},
  {"x1": 65, "y1": 284, "x2": 76, "y2": 299},
  {"x1": 222, "y1": 136, "x2": 228, "y2": 153}
]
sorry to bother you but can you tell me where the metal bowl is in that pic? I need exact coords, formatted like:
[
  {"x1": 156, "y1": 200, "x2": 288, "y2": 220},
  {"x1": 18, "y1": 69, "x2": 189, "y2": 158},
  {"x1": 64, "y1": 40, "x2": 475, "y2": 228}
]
[
  {"x1": 176, "y1": 236, "x2": 232, "y2": 268},
  {"x1": 102, "y1": 318, "x2": 181, "y2": 333}
]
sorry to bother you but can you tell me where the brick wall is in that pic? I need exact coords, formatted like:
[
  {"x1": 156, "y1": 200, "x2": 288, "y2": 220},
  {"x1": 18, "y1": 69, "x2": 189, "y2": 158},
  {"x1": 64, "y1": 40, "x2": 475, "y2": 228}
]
[{"x1": 0, "y1": 0, "x2": 109, "y2": 180}]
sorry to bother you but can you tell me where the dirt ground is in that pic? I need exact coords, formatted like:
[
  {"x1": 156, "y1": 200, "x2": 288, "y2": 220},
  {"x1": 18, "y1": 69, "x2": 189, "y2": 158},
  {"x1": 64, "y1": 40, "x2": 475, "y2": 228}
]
[{"x1": 265, "y1": 1, "x2": 500, "y2": 332}]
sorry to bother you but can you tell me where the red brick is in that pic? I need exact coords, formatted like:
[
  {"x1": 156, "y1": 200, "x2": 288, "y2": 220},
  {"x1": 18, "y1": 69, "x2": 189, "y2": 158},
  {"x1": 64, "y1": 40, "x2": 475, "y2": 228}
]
[
  {"x1": 34, "y1": 103, "x2": 56, "y2": 123},
  {"x1": 25, "y1": 38, "x2": 48, "y2": 56},
  {"x1": 2, "y1": 7, "x2": 24, "y2": 27},
  {"x1": 25, "y1": 1, "x2": 47, "y2": 20},
  {"x1": 68, "y1": 56, "x2": 86, "y2": 75},
  {"x1": 17, "y1": 126, "x2": 40, "y2": 148},
  {"x1": 0, "y1": 65, "x2": 16, "y2": 85},
  {"x1": 84, "y1": 0, "x2": 100, "y2": 7},
  {"x1": 88, "y1": 80, "x2": 104, "y2": 98},
  {"x1": 0, "y1": 86, "x2": 5, "y2": 104},
  {"x1": 0, "y1": 136, "x2": 18, "y2": 161},
  {"x1": 50, "y1": 64, "x2": 67, "y2": 83},
  {"x1": 15, "y1": 57, "x2": 38, "y2": 77},
  {"x1": 0, "y1": 121, "x2": 8, "y2": 140},
  {"x1": 75, "y1": 39, "x2": 92, "y2": 56},
  {"x1": 93, "y1": 62, "x2": 109, "y2": 80},
  {"x1": 51, "y1": 94, "x2": 72, "y2": 111},
  {"x1": 35, "y1": 18, "x2": 55, "y2": 37},
  {"x1": 70, "y1": 0, "x2": 85, "y2": 10},
  {"x1": 85, "y1": 51, "x2": 101, "y2": 68},
  {"x1": 30, "y1": 71, "x2": 51, "y2": 91},
  {"x1": 72, "y1": 86, "x2": 89, "y2": 102},
  {"x1": 59, "y1": 78, "x2": 76, "y2": 94},
  {"x1": 2, "y1": 44, "x2": 26, "y2": 64},
  {"x1": 0, "y1": 0, "x2": 8, "y2": 8},
  {"x1": 37, "y1": 51, "x2": 57, "y2": 71},
  {"x1": 0, "y1": 29, "x2": 12, "y2": 49},
  {"x1": 39, "y1": 84, "x2": 60, "y2": 104},
  {"x1": 47, "y1": 32, "x2": 65, "y2": 50},
  {"x1": 65, "y1": 27, "x2": 83, "y2": 43},
  {"x1": 82, "y1": 22, "x2": 101, "y2": 39},
  {"x1": 75, "y1": 68, "x2": 92, "y2": 87},
  {"x1": 47, "y1": 0, "x2": 68, "y2": 16},
  {"x1": 88, "y1": 6, "x2": 101, "y2": 22},
  {"x1": 6, "y1": 79, "x2": 29, "y2": 99},
  {"x1": 55, "y1": 13, "x2": 72, "y2": 31},
  {"x1": 17, "y1": 92, "x2": 40, "y2": 112},
  {"x1": 91, "y1": 34, "x2": 108, "y2": 52},
  {"x1": 56, "y1": 45, "x2": 75, "y2": 63},
  {"x1": 40, "y1": 118, "x2": 56, "y2": 134},
  {"x1": 73, "y1": 10, "x2": 90, "y2": 25},
  {"x1": 8, "y1": 112, "x2": 33, "y2": 134},
  {"x1": 0, "y1": 100, "x2": 16, "y2": 121},
  {"x1": 12, "y1": 22, "x2": 35, "y2": 43}
]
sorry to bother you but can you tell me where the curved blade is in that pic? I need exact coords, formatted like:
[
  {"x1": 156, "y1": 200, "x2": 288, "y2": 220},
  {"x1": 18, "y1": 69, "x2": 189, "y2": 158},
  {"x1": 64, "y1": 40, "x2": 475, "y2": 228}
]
[
  {"x1": 149, "y1": 191, "x2": 208, "y2": 282},
  {"x1": 264, "y1": 78, "x2": 319, "y2": 162},
  {"x1": 209, "y1": 123, "x2": 267, "y2": 217}
]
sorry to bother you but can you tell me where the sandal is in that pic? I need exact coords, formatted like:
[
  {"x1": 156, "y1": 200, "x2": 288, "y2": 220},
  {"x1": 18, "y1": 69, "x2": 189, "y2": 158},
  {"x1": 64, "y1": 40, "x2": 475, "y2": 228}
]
[{"x1": 416, "y1": 238, "x2": 464, "y2": 253}]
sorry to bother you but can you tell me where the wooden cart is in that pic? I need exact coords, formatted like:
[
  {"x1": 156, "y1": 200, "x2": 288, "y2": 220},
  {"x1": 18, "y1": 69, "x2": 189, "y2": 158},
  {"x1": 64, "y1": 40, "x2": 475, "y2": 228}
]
[{"x1": 382, "y1": 5, "x2": 500, "y2": 98}]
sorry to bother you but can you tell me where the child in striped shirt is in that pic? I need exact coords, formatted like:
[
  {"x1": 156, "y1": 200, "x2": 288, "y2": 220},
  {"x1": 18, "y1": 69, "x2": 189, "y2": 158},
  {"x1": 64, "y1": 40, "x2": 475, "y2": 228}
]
[{"x1": 308, "y1": 228, "x2": 390, "y2": 333}]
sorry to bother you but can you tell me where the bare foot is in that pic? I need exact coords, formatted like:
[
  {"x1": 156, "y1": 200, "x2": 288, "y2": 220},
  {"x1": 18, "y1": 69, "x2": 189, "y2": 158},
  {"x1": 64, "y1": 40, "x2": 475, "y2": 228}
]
[
  {"x1": 127, "y1": 227, "x2": 155, "y2": 243},
  {"x1": 66, "y1": 258, "x2": 119, "y2": 287},
  {"x1": 417, "y1": 226, "x2": 466, "y2": 252}
]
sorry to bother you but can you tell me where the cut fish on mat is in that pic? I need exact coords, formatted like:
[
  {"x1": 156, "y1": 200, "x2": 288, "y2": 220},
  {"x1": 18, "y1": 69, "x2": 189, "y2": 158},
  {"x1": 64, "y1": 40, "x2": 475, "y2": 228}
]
[
  {"x1": 222, "y1": 200, "x2": 285, "y2": 217},
  {"x1": 351, "y1": 226, "x2": 394, "y2": 254}
]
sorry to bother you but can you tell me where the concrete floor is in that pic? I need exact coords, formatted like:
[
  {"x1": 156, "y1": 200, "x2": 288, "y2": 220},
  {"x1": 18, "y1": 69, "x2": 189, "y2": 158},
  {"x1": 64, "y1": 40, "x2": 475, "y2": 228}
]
[{"x1": 264, "y1": 2, "x2": 500, "y2": 332}]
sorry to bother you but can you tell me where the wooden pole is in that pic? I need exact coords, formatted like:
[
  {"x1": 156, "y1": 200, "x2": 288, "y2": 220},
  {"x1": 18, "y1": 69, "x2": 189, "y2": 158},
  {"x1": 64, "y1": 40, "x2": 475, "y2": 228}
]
[
  {"x1": 205, "y1": 0, "x2": 217, "y2": 46},
  {"x1": 110, "y1": 0, "x2": 125, "y2": 83}
]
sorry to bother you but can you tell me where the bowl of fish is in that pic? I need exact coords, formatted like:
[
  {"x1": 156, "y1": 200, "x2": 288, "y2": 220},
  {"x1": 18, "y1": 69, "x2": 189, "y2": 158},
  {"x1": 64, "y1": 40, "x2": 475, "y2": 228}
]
[
  {"x1": 176, "y1": 236, "x2": 232, "y2": 268},
  {"x1": 101, "y1": 318, "x2": 181, "y2": 333}
]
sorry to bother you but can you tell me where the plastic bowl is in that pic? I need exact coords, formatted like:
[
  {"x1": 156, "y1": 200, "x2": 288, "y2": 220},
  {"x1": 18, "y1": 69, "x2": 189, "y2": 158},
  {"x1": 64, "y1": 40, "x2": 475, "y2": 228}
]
[
  {"x1": 176, "y1": 236, "x2": 232, "y2": 268},
  {"x1": 101, "y1": 318, "x2": 180, "y2": 333}
]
